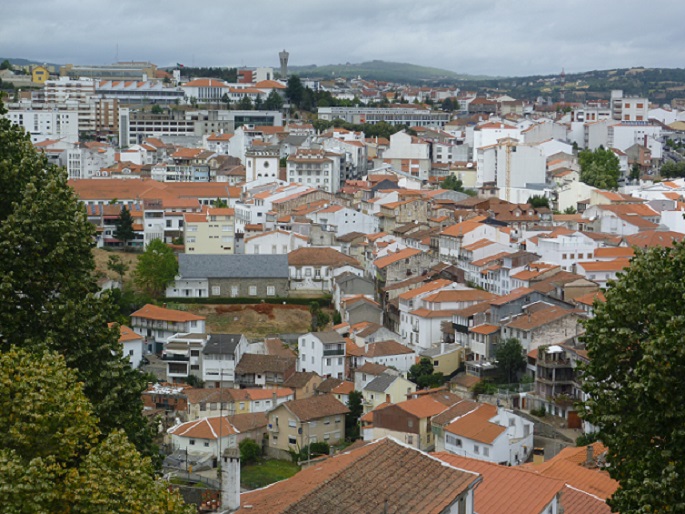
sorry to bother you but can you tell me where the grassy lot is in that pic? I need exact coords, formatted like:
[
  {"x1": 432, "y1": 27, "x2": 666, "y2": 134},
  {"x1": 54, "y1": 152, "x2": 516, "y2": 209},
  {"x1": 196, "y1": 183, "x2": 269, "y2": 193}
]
[
  {"x1": 184, "y1": 303, "x2": 316, "y2": 338},
  {"x1": 93, "y1": 248, "x2": 140, "y2": 282},
  {"x1": 241, "y1": 459, "x2": 300, "y2": 490}
]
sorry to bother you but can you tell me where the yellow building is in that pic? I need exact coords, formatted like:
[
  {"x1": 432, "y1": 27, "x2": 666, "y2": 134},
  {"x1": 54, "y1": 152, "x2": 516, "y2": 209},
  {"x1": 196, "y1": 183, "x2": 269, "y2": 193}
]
[
  {"x1": 184, "y1": 207, "x2": 236, "y2": 254},
  {"x1": 31, "y1": 65, "x2": 49, "y2": 85},
  {"x1": 267, "y1": 395, "x2": 349, "y2": 458}
]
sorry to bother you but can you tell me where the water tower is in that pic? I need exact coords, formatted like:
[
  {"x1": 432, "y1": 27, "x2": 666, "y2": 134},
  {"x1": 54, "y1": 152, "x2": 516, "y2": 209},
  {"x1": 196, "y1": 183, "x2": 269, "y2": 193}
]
[{"x1": 279, "y1": 49, "x2": 289, "y2": 79}]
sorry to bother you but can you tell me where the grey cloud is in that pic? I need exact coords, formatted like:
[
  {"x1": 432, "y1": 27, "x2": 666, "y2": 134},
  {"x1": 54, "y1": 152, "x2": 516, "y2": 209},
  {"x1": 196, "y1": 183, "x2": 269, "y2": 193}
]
[{"x1": 2, "y1": 0, "x2": 684, "y2": 77}]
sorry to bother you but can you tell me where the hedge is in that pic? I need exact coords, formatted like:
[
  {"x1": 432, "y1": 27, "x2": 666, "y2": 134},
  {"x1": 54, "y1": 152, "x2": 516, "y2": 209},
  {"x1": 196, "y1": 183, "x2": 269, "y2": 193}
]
[{"x1": 160, "y1": 296, "x2": 332, "y2": 308}]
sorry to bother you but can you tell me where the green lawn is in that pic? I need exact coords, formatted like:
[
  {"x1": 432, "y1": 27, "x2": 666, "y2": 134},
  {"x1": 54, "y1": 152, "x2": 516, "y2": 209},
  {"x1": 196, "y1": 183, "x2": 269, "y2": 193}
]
[{"x1": 241, "y1": 459, "x2": 300, "y2": 490}]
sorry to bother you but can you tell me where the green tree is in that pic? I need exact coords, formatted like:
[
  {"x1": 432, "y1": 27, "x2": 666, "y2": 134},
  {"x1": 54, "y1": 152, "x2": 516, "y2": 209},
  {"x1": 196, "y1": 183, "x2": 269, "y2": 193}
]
[
  {"x1": 264, "y1": 90, "x2": 284, "y2": 110},
  {"x1": 408, "y1": 357, "x2": 446, "y2": 389},
  {"x1": 133, "y1": 239, "x2": 178, "y2": 298},
  {"x1": 237, "y1": 95, "x2": 253, "y2": 110},
  {"x1": 495, "y1": 338, "x2": 526, "y2": 384},
  {"x1": 578, "y1": 147, "x2": 621, "y2": 190},
  {"x1": 254, "y1": 93, "x2": 263, "y2": 111},
  {"x1": 239, "y1": 438, "x2": 262, "y2": 465},
  {"x1": 0, "y1": 348, "x2": 193, "y2": 513},
  {"x1": 629, "y1": 163, "x2": 641, "y2": 182},
  {"x1": 286, "y1": 75, "x2": 304, "y2": 107},
  {"x1": 221, "y1": 92, "x2": 230, "y2": 108},
  {"x1": 107, "y1": 254, "x2": 129, "y2": 284},
  {"x1": 114, "y1": 205, "x2": 136, "y2": 249},
  {"x1": 0, "y1": 59, "x2": 11, "y2": 70},
  {"x1": 312, "y1": 118, "x2": 333, "y2": 133},
  {"x1": 441, "y1": 174, "x2": 464, "y2": 192},
  {"x1": 563, "y1": 206, "x2": 577, "y2": 214},
  {"x1": 579, "y1": 242, "x2": 685, "y2": 512},
  {"x1": 150, "y1": 104, "x2": 163, "y2": 115},
  {"x1": 441, "y1": 98, "x2": 454, "y2": 111},
  {"x1": 527, "y1": 195, "x2": 550, "y2": 209},
  {"x1": 346, "y1": 391, "x2": 364, "y2": 441},
  {"x1": 0, "y1": 100, "x2": 155, "y2": 459}
]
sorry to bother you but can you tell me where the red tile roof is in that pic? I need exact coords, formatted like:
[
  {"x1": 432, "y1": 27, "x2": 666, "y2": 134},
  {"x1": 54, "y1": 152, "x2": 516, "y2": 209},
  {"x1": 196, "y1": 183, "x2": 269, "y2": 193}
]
[
  {"x1": 131, "y1": 304, "x2": 205, "y2": 323},
  {"x1": 238, "y1": 438, "x2": 480, "y2": 513},
  {"x1": 434, "y1": 453, "x2": 565, "y2": 514}
]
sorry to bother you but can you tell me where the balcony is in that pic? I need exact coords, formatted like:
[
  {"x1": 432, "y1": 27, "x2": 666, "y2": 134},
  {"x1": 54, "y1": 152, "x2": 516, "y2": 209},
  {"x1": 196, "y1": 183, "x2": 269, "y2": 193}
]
[
  {"x1": 162, "y1": 353, "x2": 189, "y2": 362},
  {"x1": 323, "y1": 349, "x2": 345, "y2": 357}
]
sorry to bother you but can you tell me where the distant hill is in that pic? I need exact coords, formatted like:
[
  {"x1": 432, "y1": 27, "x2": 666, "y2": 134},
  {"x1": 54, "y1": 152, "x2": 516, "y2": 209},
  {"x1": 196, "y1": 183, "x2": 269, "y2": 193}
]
[
  {"x1": 0, "y1": 57, "x2": 61, "y2": 69},
  {"x1": 458, "y1": 67, "x2": 685, "y2": 103},
  {"x1": 289, "y1": 60, "x2": 492, "y2": 84}
]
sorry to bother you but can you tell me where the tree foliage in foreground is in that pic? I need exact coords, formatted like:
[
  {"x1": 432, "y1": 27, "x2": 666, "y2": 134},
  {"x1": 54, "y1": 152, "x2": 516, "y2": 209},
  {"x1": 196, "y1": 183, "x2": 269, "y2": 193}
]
[
  {"x1": 0, "y1": 348, "x2": 193, "y2": 514},
  {"x1": 0, "y1": 100, "x2": 155, "y2": 458},
  {"x1": 580, "y1": 242, "x2": 685, "y2": 512}
]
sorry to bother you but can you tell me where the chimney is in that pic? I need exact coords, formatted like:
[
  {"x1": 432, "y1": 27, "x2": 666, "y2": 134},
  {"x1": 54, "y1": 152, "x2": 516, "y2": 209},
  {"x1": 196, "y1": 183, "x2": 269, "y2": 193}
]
[
  {"x1": 586, "y1": 444, "x2": 594, "y2": 466},
  {"x1": 272, "y1": 391, "x2": 278, "y2": 405},
  {"x1": 221, "y1": 447, "x2": 241, "y2": 511}
]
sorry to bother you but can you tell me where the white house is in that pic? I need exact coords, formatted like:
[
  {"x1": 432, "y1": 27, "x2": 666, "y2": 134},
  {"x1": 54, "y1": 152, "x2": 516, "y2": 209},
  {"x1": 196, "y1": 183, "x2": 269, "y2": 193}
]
[
  {"x1": 357, "y1": 340, "x2": 416, "y2": 373},
  {"x1": 109, "y1": 323, "x2": 145, "y2": 368},
  {"x1": 244, "y1": 229, "x2": 308, "y2": 255},
  {"x1": 306, "y1": 204, "x2": 379, "y2": 236},
  {"x1": 130, "y1": 304, "x2": 206, "y2": 355},
  {"x1": 202, "y1": 334, "x2": 249, "y2": 388},
  {"x1": 436, "y1": 401, "x2": 534, "y2": 466},
  {"x1": 398, "y1": 279, "x2": 495, "y2": 349},
  {"x1": 298, "y1": 331, "x2": 346, "y2": 379},
  {"x1": 288, "y1": 247, "x2": 362, "y2": 294}
]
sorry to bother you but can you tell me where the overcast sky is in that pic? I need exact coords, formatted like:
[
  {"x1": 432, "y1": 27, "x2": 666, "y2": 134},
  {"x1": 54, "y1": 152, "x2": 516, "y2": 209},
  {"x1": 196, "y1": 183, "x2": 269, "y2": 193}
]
[{"x1": 3, "y1": 0, "x2": 684, "y2": 78}]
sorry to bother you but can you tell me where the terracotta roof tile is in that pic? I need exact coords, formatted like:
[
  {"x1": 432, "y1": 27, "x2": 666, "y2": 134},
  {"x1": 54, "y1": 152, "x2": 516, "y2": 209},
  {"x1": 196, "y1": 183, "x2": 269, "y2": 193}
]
[
  {"x1": 444, "y1": 403, "x2": 506, "y2": 444},
  {"x1": 282, "y1": 394, "x2": 349, "y2": 422},
  {"x1": 435, "y1": 453, "x2": 565, "y2": 514},
  {"x1": 238, "y1": 438, "x2": 479, "y2": 513},
  {"x1": 288, "y1": 247, "x2": 360, "y2": 268},
  {"x1": 131, "y1": 304, "x2": 205, "y2": 323},
  {"x1": 374, "y1": 247, "x2": 422, "y2": 269}
]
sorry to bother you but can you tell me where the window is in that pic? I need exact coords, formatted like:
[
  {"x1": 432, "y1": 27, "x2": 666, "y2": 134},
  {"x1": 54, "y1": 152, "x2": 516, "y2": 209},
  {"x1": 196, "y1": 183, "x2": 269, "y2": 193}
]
[
  {"x1": 288, "y1": 436, "x2": 297, "y2": 445},
  {"x1": 335, "y1": 416, "x2": 341, "y2": 423},
  {"x1": 267, "y1": 286, "x2": 275, "y2": 296},
  {"x1": 231, "y1": 286, "x2": 239, "y2": 297},
  {"x1": 305, "y1": 268, "x2": 312, "y2": 277},
  {"x1": 407, "y1": 435, "x2": 413, "y2": 445},
  {"x1": 474, "y1": 445, "x2": 480, "y2": 454},
  {"x1": 211, "y1": 286, "x2": 220, "y2": 296},
  {"x1": 483, "y1": 446, "x2": 490, "y2": 457},
  {"x1": 249, "y1": 286, "x2": 257, "y2": 296},
  {"x1": 204, "y1": 441, "x2": 210, "y2": 447},
  {"x1": 189, "y1": 439, "x2": 196, "y2": 445},
  {"x1": 289, "y1": 419, "x2": 296, "y2": 428}
]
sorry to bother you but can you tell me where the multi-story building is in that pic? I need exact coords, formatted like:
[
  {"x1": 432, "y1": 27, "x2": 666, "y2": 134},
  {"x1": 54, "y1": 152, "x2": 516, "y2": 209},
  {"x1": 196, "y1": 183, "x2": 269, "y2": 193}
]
[
  {"x1": 202, "y1": 334, "x2": 249, "y2": 388},
  {"x1": 119, "y1": 108, "x2": 283, "y2": 147},
  {"x1": 60, "y1": 61, "x2": 158, "y2": 81},
  {"x1": 184, "y1": 208, "x2": 236, "y2": 254},
  {"x1": 4, "y1": 108, "x2": 79, "y2": 143},
  {"x1": 287, "y1": 149, "x2": 342, "y2": 193},
  {"x1": 297, "y1": 331, "x2": 346, "y2": 379},
  {"x1": 318, "y1": 106, "x2": 451, "y2": 127},
  {"x1": 130, "y1": 304, "x2": 206, "y2": 354},
  {"x1": 66, "y1": 141, "x2": 116, "y2": 179}
]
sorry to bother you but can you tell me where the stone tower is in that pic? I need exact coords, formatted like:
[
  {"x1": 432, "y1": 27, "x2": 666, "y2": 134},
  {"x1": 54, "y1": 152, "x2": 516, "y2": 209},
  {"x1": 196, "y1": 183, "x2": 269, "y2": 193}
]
[{"x1": 279, "y1": 49, "x2": 289, "y2": 79}]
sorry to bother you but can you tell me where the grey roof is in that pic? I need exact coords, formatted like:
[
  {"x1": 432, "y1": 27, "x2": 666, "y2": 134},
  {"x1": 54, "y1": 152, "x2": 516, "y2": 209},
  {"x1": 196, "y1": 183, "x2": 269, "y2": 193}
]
[
  {"x1": 312, "y1": 331, "x2": 346, "y2": 344},
  {"x1": 178, "y1": 254, "x2": 289, "y2": 279},
  {"x1": 283, "y1": 134, "x2": 309, "y2": 146},
  {"x1": 364, "y1": 373, "x2": 398, "y2": 393},
  {"x1": 203, "y1": 334, "x2": 243, "y2": 355}
]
